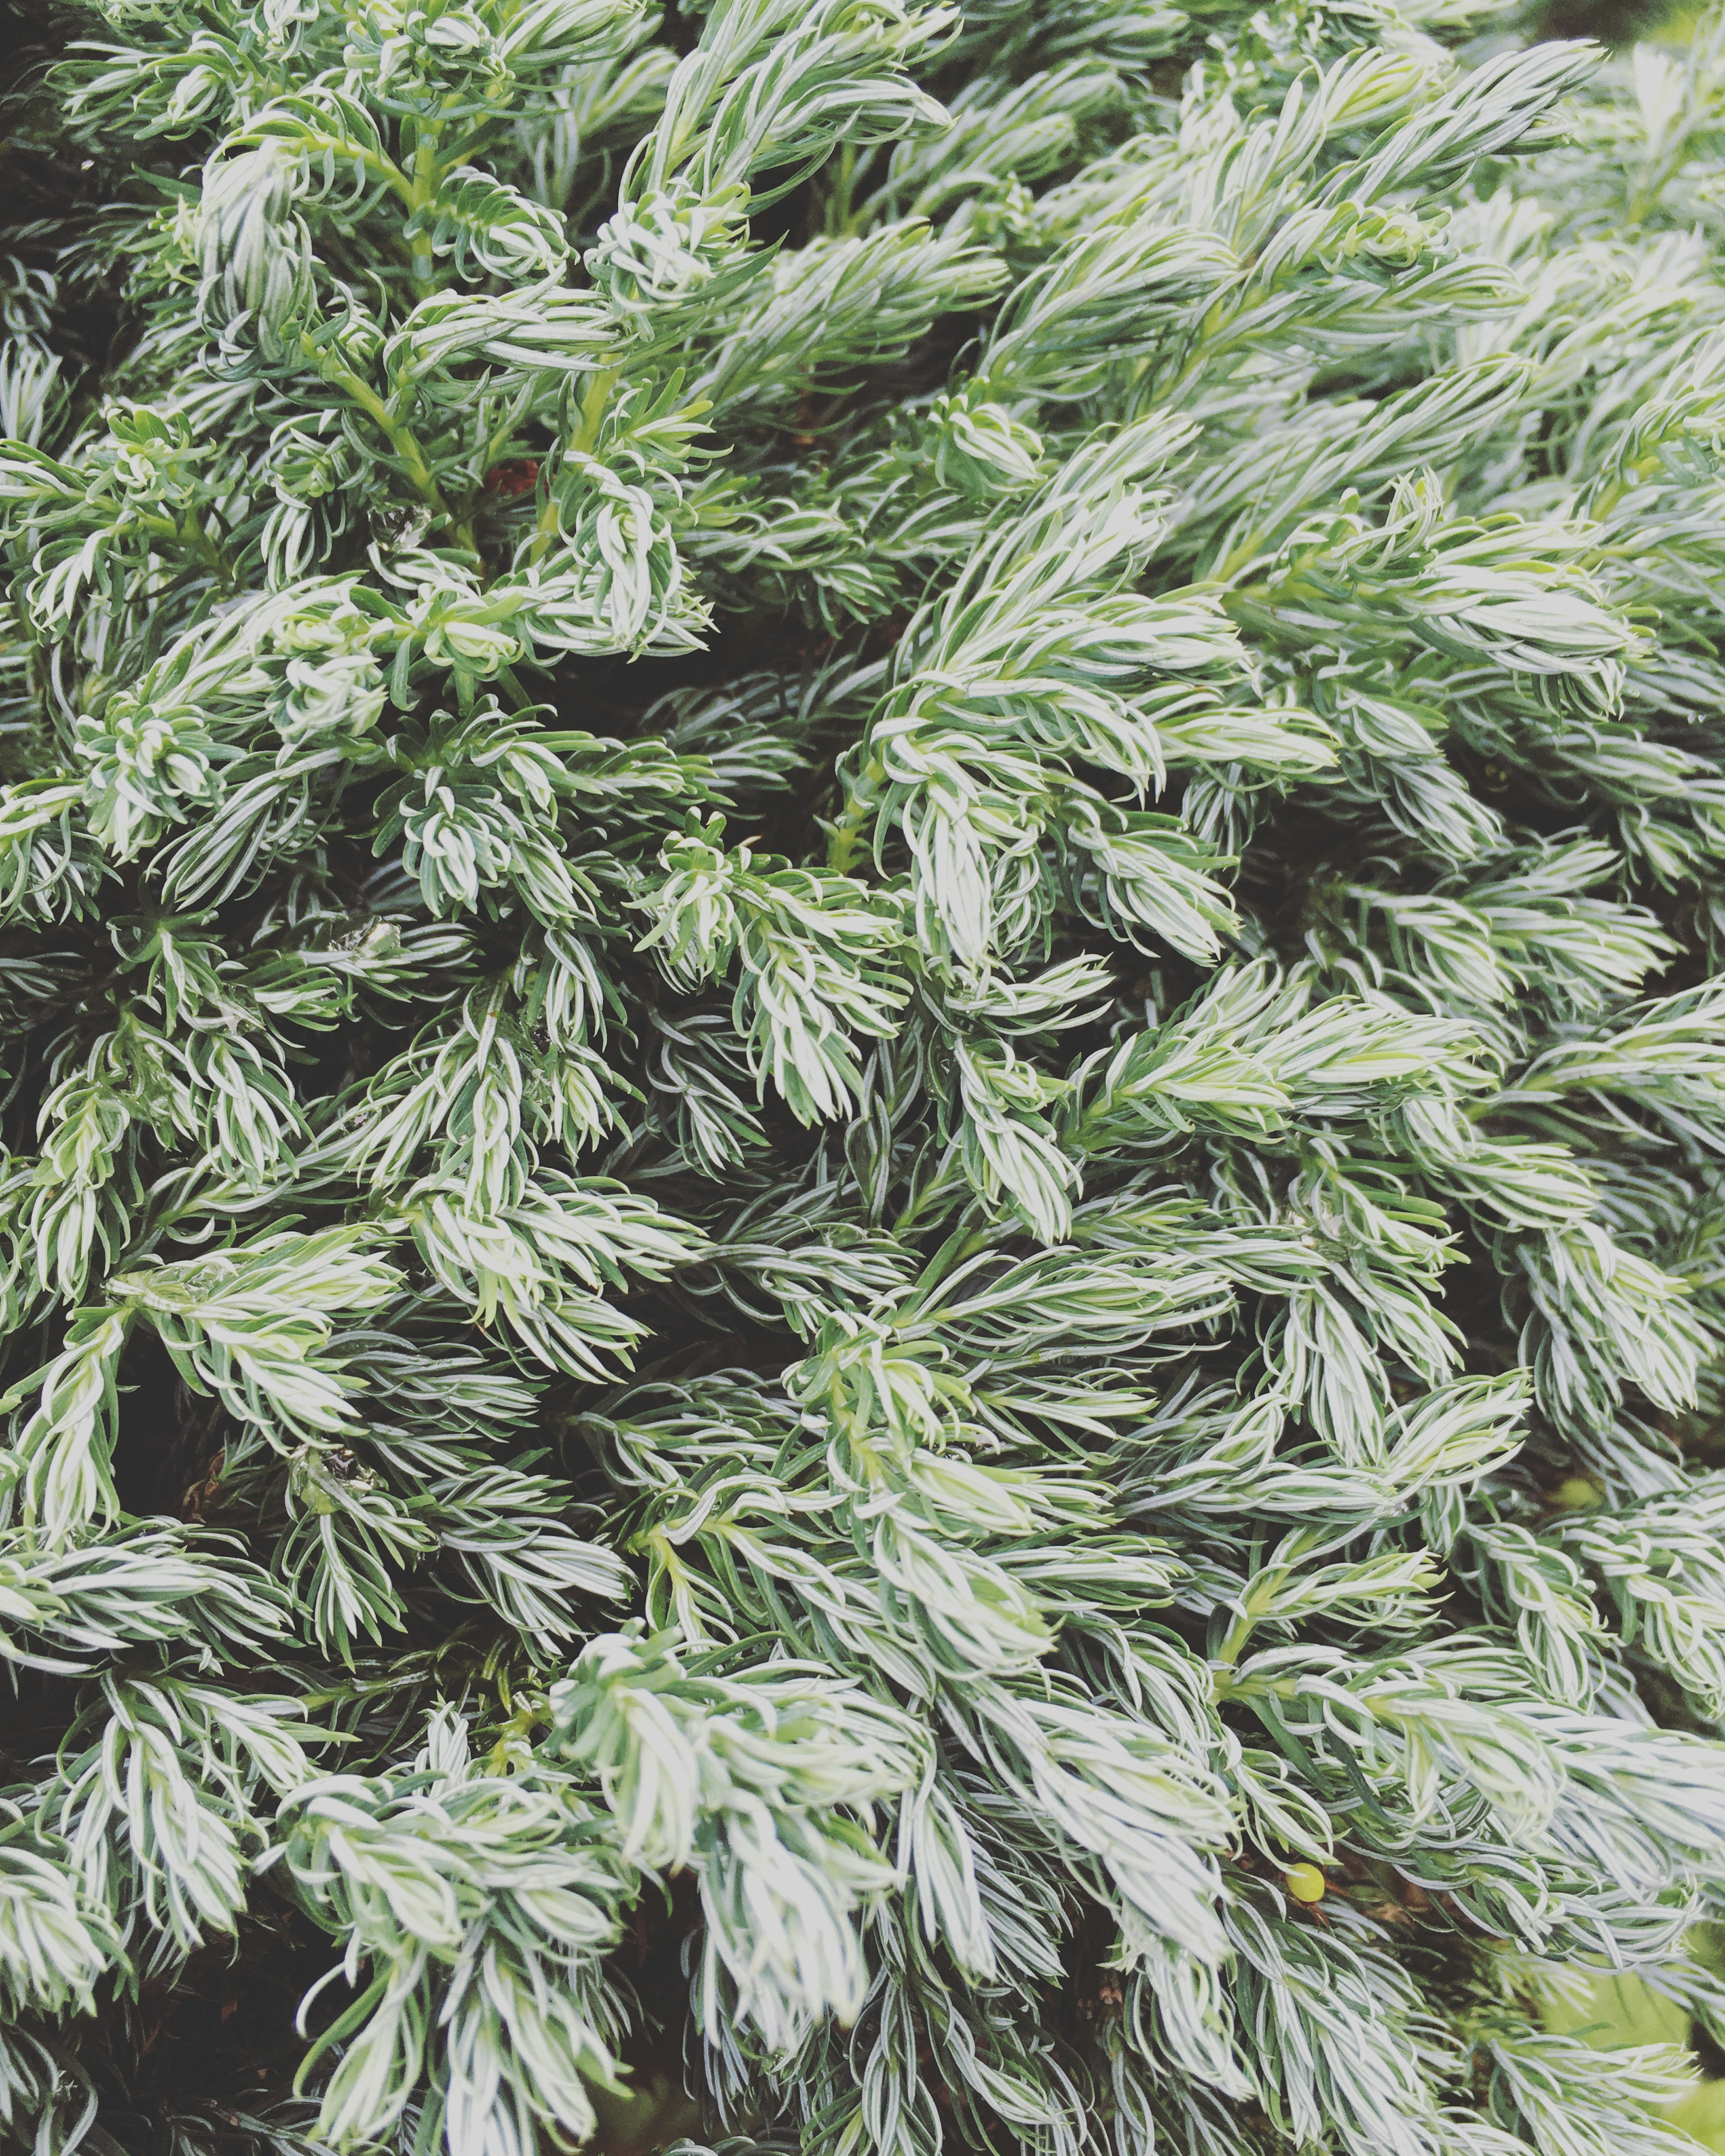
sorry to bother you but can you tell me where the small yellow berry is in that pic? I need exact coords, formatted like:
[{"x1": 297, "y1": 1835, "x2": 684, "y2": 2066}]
[{"x1": 1283, "y1": 1864, "x2": 1327, "y2": 1904}]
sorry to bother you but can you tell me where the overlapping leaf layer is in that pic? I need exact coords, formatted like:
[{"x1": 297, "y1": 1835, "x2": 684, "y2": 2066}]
[{"x1": 6, "y1": 0, "x2": 1725, "y2": 2150}]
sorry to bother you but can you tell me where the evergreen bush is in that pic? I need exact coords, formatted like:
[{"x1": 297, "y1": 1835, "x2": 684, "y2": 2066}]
[{"x1": 6, "y1": 0, "x2": 1725, "y2": 2150}]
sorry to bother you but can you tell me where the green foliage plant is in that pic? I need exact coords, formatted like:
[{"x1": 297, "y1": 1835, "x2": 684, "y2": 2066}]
[{"x1": 7, "y1": 0, "x2": 1725, "y2": 2151}]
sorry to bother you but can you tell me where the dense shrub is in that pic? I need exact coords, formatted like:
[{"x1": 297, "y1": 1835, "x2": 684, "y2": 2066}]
[{"x1": 6, "y1": 0, "x2": 1725, "y2": 2151}]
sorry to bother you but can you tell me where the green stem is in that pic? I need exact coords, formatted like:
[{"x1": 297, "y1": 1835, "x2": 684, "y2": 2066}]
[
  {"x1": 177, "y1": 507, "x2": 231, "y2": 587},
  {"x1": 308, "y1": 340, "x2": 451, "y2": 526},
  {"x1": 407, "y1": 126, "x2": 446, "y2": 298},
  {"x1": 527, "y1": 367, "x2": 619, "y2": 567},
  {"x1": 571, "y1": 367, "x2": 617, "y2": 456},
  {"x1": 831, "y1": 142, "x2": 863, "y2": 236},
  {"x1": 826, "y1": 751, "x2": 886, "y2": 873},
  {"x1": 1211, "y1": 1567, "x2": 1290, "y2": 1673}
]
